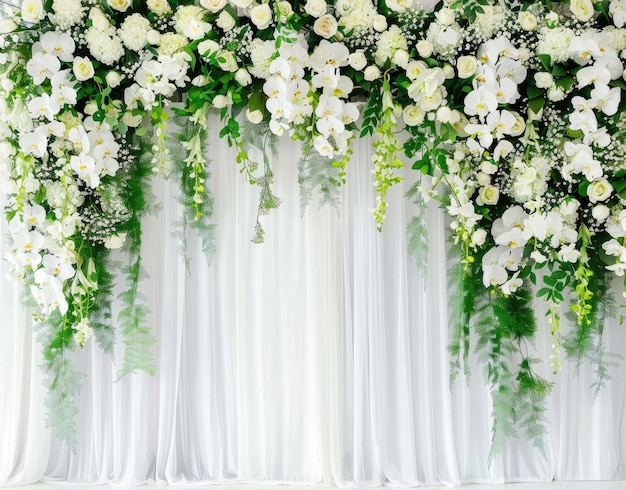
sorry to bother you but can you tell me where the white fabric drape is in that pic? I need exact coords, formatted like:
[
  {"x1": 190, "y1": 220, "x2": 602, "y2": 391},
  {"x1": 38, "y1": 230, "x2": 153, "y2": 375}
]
[{"x1": 2, "y1": 120, "x2": 626, "y2": 486}]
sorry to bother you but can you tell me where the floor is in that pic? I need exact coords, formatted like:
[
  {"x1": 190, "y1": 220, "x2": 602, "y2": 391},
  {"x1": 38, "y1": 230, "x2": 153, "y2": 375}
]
[{"x1": 2, "y1": 483, "x2": 626, "y2": 489}]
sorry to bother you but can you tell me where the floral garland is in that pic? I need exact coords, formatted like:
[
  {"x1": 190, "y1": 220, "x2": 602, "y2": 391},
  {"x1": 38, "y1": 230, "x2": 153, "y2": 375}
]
[{"x1": 2, "y1": 0, "x2": 626, "y2": 456}]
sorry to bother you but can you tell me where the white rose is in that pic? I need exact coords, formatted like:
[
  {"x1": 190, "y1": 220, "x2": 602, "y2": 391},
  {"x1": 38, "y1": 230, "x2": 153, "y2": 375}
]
[
  {"x1": 570, "y1": 0, "x2": 595, "y2": 22},
  {"x1": 393, "y1": 49, "x2": 409, "y2": 68},
  {"x1": 592, "y1": 204, "x2": 610, "y2": 221},
  {"x1": 104, "y1": 233, "x2": 127, "y2": 250},
  {"x1": 456, "y1": 56, "x2": 477, "y2": 78},
  {"x1": 517, "y1": 47, "x2": 531, "y2": 62},
  {"x1": 313, "y1": 14, "x2": 338, "y2": 39},
  {"x1": 403, "y1": 105, "x2": 425, "y2": 126},
  {"x1": 348, "y1": 51, "x2": 367, "y2": 71},
  {"x1": 0, "y1": 18, "x2": 18, "y2": 34},
  {"x1": 518, "y1": 11, "x2": 538, "y2": 31},
  {"x1": 477, "y1": 172, "x2": 491, "y2": 186},
  {"x1": 480, "y1": 161, "x2": 498, "y2": 175},
  {"x1": 89, "y1": 7, "x2": 110, "y2": 30},
  {"x1": 250, "y1": 3, "x2": 272, "y2": 30},
  {"x1": 442, "y1": 64, "x2": 455, "y2": 79},
  {"x1": 147, "y1": 0, "x2": 170, "y2": 15},
  {"x1": 363, "y1": 65, "x2": 381, "y2": 81},
  {"x1": 235, "y1": 68, "x2": 252, "y2": 86},
  {"x1": 200, "y1": 0, "x2": 226, "y2": 13},
  {"x1": 230, "y1": 0, "x2": 253, "y2": 8},
  {"x1": 534, "y1": 72, "x2": 554, "y2": 89},
  {"x1": 147, "y1": 30, "x2": 161, "y2": 45},
  {"x1": 199, "y1": 39, "x2": 220, "y2": 57},
  {"x1": 246, "y1": 108, "x2": 263, "y2": 124},
  {"x1": 105, "y1": 71, "x2": 123, "y2": 88},
  {"x1": 546, "y1": 12, "x2": 559, "y2": 26},
  {"x1": 217, "y1": 50, "x2": 238, "y2": 72},
  {"x1": 471, "y1": 228, "x2": 487, "y2": 247},
  {"x1": 436, "y1": 106, "x2": 452, "y2": 123},
  {"x1": 277, "y1": 1, "x2": 293, "y2": 19},
  {"x1": 217, "y1": 10, "x2": 236, "y2": 30},
  {"x1": 1, "y1": 78, "x2": 14, "y2": 91},
  {"x1": 588, "y1": 178, "x2": 613, "y2": 203},
  {"x1": 304, "y1": 0, "x2": 326, "y2": 18},
  {"x1": 386, "y1": 0, "x2": 413, "y2": 12},
  {"x1": 84, "y1": 101, "x2": 98, "y2": 115},
  {"x1": 107, "y1": 0, "x2": 131, "y2": 12},
  {"x1": 436, "y1": 7, "x2": 455, "y2": 26},
  {"x1": 509, "y1": 112, "x2": 526, "y2": 137},
  {"x1": 21, "y1": 0, "x2": 44, "y2": 23},
  {"x1": 547, "y1": 86, "x2": 565, "y2": 101},
  {"x1": 479, "y1": 185, "x2": 500, "y2": 205},
  {"x1": 213, "y1": 94, "x2": 232, "y2": 108},
  {"x1": 123, "y1": 112, "x2": 143, "y2": 127},
  {"x1": 73, "y1": 57, "x2": 95, "y2": 81},
  {"x1": 416, "y1": 40, "x2": 433, "y2": 58},
  {"x1": 372, "y1": 14, "x2": 387, "y2": 32},
  {"x1": 191, "y1": 75, "x2": 210, "y2": 86}
]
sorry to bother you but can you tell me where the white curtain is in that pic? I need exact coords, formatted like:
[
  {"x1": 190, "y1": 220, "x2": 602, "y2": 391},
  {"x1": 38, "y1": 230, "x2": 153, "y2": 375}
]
[{"x1": 2, "y1": 119, "x2": 626, "y2": 487}]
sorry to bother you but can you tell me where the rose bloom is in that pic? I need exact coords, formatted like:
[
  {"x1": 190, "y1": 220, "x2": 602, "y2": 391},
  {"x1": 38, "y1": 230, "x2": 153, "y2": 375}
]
[
  {"x1": 246, "y1": 108, "x2": 263, "y2": 124},
  {"x1": 217, "y1": 10, "x2": 236, "y2": 30},
  {"x1": 588, "y1": 178, "x2": 613, "y2": 203},
  {"x1": 373, "y1": 15, "x2": 387, "y2": 32},
  {"x1": 314, "y1": 14, "x2": 338, "y2": 39},
  {"x1": 364, "y1": 65, "x2": 381, "y2": 81},
  {"x1": 277, "y1": 1, "x2": 293, "y2": 19},
  {"x1": 479, "y1": 185, "x2": 500, "y2": 205},
  {"x1": 89, "y1": 7, "x2": 110, "y2": 30},
  {"x1": 200, "y1": 0, "x2": 226, "y2": 13},
  {"x1": 417, "y1": 40, "x2": 433, "y2": 58},
  {"x1": 73, "y1": 57, "x2": 95, "y2": 81},
  {"x1": 147, "y1": 0, "x2": 170, "y2": 15},
  {"x1": 107, "y1": 0, "x2": 131, "y2": 12},
  {"x1": 217, "y1": 50, "x2": 238, "y2": 72},
  {"x1": 21, "y1": 0, "x2": 44, "y2": 23},
  {"x1": 235, "y1": 68, "x2": 252, "y2": 86},
  {"x1": 349, "y1": 51, "x2": 367, "y2": 71},
  {"x1": 592, "y1": 204, "x2": 610, "y2": 221},
  {"x1": 250, "y1": 3, "x2": 272, "y2": 30},
  {"x1": 403, "y1": 105, "x2": 425, "y2": 126},
  {"x1": 304, "y1": 0, "x2": 326, "y2": 18},
  {"x1": 518, "y1": 11, "x2": 537, "y2": 31},
  {"x1": 230, "y1": 0, "x2": 253, "y2": 8},
  {"x1": 456, "y1": 56, "x2": 477, "y2": 78},
  {"x1": 570, "y1": 0, "x2": 595, "y2": 22}
]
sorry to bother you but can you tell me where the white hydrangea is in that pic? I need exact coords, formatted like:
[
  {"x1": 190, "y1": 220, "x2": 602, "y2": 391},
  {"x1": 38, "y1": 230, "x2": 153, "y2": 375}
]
[
  {"x1": 46, "y1": 180, "x2": 84, "y2": 218},
  {"x1": 119, "y1": 14, "x2": 151, "y2": 52},
  {"x1": 248, "y1": 38, "x2": 274, "y2": 79},
  {"x1": 537, "y1": 26, "x2": 575, "y2": 64},
  {"x1": 473, "y1": 5, "x2": 506, "y2": 39},
  {"x1": 426, "y1": 21, "x2": 463, "y2": 57},
  {"x1": 510, "y1": 155, "x2": 553, "y2": 203},
  {"x1": 50, "y1": 0, "x2": 85, "y2": 29},
  {"x1": 374, "y1": 25, "x2": 408, "y2": 67},
  {"x1": 174, "y1": 5, "x2": 211, "y2": 40},
  {"x1": 336, "y1": 0, "x2": 377, "y2": 31},
  {"x1": 157, "y1": 32, "x2": 188, "y2": 56},
  {"x1": 85, "y1": 27, "x2": 124, "y2": 66}
]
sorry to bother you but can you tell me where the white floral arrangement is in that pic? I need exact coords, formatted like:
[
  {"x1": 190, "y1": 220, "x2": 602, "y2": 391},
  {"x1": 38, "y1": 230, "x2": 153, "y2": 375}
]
[{"x1": 2, "y1": 0, "x2": 626, "y2": 456}]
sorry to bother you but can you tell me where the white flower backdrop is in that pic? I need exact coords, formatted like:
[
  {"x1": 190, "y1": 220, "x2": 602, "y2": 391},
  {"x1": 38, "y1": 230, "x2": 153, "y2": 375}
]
[{"x1": 2, "y1": 127, "x2": 626, "y2": 486}]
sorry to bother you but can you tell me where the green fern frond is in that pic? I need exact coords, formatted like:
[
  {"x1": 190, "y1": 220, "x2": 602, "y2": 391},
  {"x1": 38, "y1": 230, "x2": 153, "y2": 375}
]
[{"x1": 405, "y1": 181, "x2": 429, "y2": 278}]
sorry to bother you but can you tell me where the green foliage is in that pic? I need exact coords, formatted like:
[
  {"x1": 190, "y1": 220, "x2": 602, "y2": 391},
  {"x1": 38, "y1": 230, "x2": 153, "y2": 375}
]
[
  {"x1": 448, "y1": 249, "x2": 552, "y2": 463},
  {"x1": 115, "y1": 135, "x2": 156, "y2": 378},
  {"x1": 34, "y1": 310, "x2": 82, "y2": 450},
  {"x1": 240, "y1": 121, "x2": 282, "y2": 243},
  {"x1": 297, "y1": 141, "x2": 343, "y2": 216},
  {"x1": 168, "y1": 113, "x2": 217, "y2": 265},
  {"x1": 563, "y1": 265, "x2": 623, "y2": 397},
  {"x1": 405, "y1": 181, "x2": 429, "y2": 278}
]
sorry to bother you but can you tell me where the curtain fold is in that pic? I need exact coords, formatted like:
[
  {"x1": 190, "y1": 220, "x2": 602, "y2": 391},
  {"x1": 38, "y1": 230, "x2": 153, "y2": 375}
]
[{"x1": 2, "y1": 122, "x2": 626, "y2": 486}]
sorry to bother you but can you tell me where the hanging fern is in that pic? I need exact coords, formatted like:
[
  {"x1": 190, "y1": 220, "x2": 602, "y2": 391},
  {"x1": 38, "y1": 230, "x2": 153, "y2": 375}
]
[
  {"x1": 34, "y1": 309, "x2": 82, "y2": 449},
  {"x1": 241, "y1": 121, "x2": 282, "y2": 243},
  {"x1": 168, "y1": 113, "x2": 217, "y2": 265},
  {"x1": 115, "y1": 134, "x2": 157, "y2": 378},
  {"x1": 405, "y1": 181, "x2": 429, "y2": 278},
  {"x1": 297, "y1": 142, "x2": 343, "y2": 215}
]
